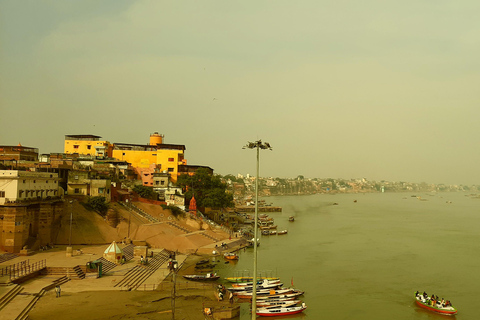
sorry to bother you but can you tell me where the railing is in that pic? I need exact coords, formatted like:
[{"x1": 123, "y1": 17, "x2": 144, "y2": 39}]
[{"x1": 0, "y1": 259, "x2": 47, "y2": 281}]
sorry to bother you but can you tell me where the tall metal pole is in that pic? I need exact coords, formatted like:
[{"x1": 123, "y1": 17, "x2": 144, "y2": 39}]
[
  {"x1": 69, "y1": 201, "x2": 73, "y2": 246},
  {"x1": 244, "y1": 140, "x2": 271, "y2": 319},
  {"x1": 252, "y1": 145, "x2": 260, "y2": 319}
]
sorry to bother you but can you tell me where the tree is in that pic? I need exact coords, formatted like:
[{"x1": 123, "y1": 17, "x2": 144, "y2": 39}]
[
  {"x1": 176, "y1": 168, "x2": 234, "y2": 210},
  {"x1": 133, "y1": 185, "x2": 156, "y2": 199},
  {"x1": 84, "y1": 196, "x2": 109, "y2": 216}
]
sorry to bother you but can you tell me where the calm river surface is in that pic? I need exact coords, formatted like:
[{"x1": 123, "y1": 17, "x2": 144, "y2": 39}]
[{"x1": 216, "y1": 192, "x2": 480, "y2": 319}]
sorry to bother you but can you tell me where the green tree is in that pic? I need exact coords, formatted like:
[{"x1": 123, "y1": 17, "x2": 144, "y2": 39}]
[
  {"x1": 84, "y1": 196, "x2": 109, "y2": 216},
  {"x1": 133, "y1": 185, "x2": 156, "y2": 199},
  {"x1": 176, "y1": 168, "x2": 234, "y2": 209}
]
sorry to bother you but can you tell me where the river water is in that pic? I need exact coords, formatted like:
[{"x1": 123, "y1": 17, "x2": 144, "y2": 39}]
[{"x1": 216, "y1": 192, "x2": 479, "y2": 319}]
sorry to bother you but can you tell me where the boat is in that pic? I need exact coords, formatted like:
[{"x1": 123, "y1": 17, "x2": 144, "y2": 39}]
[
  {"x1": 225, "y1": 276, "x2": 279, "y2": 283},
  {"x1": 234, "y1": 288, "x2": 293, "y2": 299},
  {"x1": 256, "y1": 299, "x2": 301, "y2": 307},
  {"x1": 256, "y1": 303, "x2": 307, "y2": 317},
  {"x1": 414, "y1": 291, "x2": 457, "y2": 315},
  {"x1": 277, "y1": 230, "x2": 288, "y2": 235},
  {"x1": 229, "y1": 280, "x2": 283, "y2": 291},
  {"x1": 269, "y1": 230, "x2": 277, "y2": 235},
  {"x1": 231, "y1": 278, "x2": 281, "y2": 288},
  {"x1": 224, "y1": 252, "x2": 239, "y2": 260},
  {"x1": 183, "y1": 273, "x2": 220, "y2": 281},
  {"x1": 260, "y1": 225, "x2": 277, "y2": 230},
  {"x1": 255, "y1": 289, "x2": 304, "y2": 300},
  {"x1": 195, "y1": 259, "x2": 209, "y2": 265},
  {"x1": 288, "y1": 216, "x2": 295, "y2": 222}
]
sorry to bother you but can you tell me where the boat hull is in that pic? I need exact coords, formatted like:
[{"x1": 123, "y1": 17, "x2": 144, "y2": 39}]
[
  {"x1": 256, "y1": 305, "x2": 307, "y2": 317},
  {"x1": 415, "y1": 300, "x2": 457, "y2": 315}
]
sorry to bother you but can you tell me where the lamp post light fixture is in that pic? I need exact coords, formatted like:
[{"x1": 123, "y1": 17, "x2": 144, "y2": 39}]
[{"x1": 243, "y1": 140, "x2": 272, "y2": 319}]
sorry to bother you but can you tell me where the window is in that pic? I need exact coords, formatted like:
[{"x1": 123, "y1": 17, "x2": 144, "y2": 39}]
[
  {"x1": 87, "y1": 145, "x2": 92, "y2": 149},
  {"x1": 74, "y1": 145, "x2": 79, "y2": 149},
  {"x1": 98, "y1": 188, "x2": 104, "y2": 194},
  {"x1": 155, "y1": 181, "x2": 159, "y2": 185},
  {"x1": 75, "y1": 188, "x2": 80, "y2": 194},
  {"x1": 23, "y1": 180, "x2": 26, "y2": 183},
  {"x1": 74, "y1": 175, "x2": 78, "y2": 180},
  {"x1": 168, "y1": 158, "x2": 174, "y2": 162},
  {"x1": 168, "y1": 168, "x2": 174, "y2": 172},
  {"x1": 161, "y1": 180, "x2": 165, "y2": 186},
  {"x1": 0, "y1": 191, "x2": 5, "y2": 197}
]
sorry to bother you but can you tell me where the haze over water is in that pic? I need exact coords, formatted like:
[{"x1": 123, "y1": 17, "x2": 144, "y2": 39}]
[{"x1": 218, "y1": 192, "x2": 479, "y2": 319}]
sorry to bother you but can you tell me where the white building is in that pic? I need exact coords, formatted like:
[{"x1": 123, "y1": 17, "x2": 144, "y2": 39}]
[{"x1": 0, "y1": 170, "x2": 61, "y2": 205}]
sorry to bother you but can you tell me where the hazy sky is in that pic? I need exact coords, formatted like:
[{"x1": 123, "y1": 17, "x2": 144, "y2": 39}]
[{"x1": 1, "y1": 1, "x2": 480, "y2": 185}]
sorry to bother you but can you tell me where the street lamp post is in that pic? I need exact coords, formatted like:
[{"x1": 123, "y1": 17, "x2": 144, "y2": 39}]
[{"x1": 243, "y1": 140, "x2": 272, "y2": 319}]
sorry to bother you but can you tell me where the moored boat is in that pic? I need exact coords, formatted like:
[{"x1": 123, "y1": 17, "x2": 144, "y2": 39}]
[
  {"x1": 225, "y1": 276, "x2": 279, "y2": 283},
  {"x1": 231, "y1": 278, "x2": 281, "y2": 288},
  {"x1": 234, "y1": 288, "x2": 293, "y2": 299},
  {"x1": 223, "y1": 252, "x2": 239, "y2": 260},
  {"x1": 277, "y1": 230, "x2": 288, "y2": 235},
  {"x1": 183, "y1": 272, "x2": 220, "y2": 281},
  {"x1": 288, "y1": 216, "x2": 295, "y2": 222},
  {"x1": 255, "y1": 289, "x2": 304, "y2": 300},
  {"x1": 256, "y1": 303, "x2": 307, "y2": 317},
  {"x1": 256, "y1": 299, "x2": 301, "y2": 307},
  {"x1": 414, "y1": 291, "x2": 457, "y2": 315}
]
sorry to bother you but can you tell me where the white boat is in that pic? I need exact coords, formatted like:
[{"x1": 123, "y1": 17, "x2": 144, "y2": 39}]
[
  {"x1": 231, "y1": 279, "x2": 281, "y2": 288},
  {"x1": 256, "y1": 303, "x2": 307, "y2": 317},
  {"x1": 256, "y1": 299, "x2": 301, "y2": 307}
]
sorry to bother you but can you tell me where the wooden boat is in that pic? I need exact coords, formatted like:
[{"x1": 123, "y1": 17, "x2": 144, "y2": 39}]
[
  {"x1": 260, "y1": 225, "x2": 277, "y2": 230},
  {"x1": 183, "y1": 273, "x2": 220, "y2": 281},
  {"x1": 229, "y1": 280, "x2": 283, "y2": 291},
  {"x1": 414, "y1": 292, "x2": 457, "y2": 315},
  {"x1": 256, "y1": 303, "x2": 307, "y2": 317},
  {"x1": 277, "y1": 230, "x2": 288, "y2": 235},
  {"x1": 288, "y1": 216, "x2": 295, "y2": 222},
  {"x1": 195, "y1": 259, "x2": 209, "y2": 265},
  {"x1": 223, "y1": 252, "x2": 239, "y2": 260},
  {"x1": 269, "y1": 230, "x2": 277, "y2": 235},
  {"x1": 231, "y1": 279, "x2": 281, "y2": 288},
  {"x1": 261, "y1": 230, "x2": 270, "y2": 235},
  {"x1": 226, "y1": 276, "x2": 279, "y2": 283},
  {"x1": 257, "y1": 299, "x2": 301, "y2": 307},
  {"x1": 256, "y1": 289, "x2": 304, "y2": 300},
  {"x1": 234, "y1": 288, "x2": 293, "y2": 299}
]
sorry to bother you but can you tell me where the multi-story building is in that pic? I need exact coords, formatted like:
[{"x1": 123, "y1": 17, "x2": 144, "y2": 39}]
[
  {"x1": 0, "y1": 145, "x2": 38, "y2": 163},
  {"x1": 67, "y1": 170, "x2": 111, "y2": 202},
  {"x1": 111, "y1": 132, "x2": 187, "y2": 183},
  {"x1": 0, "y1": 170, "x2": 64, "y2": 253},
  {"x1": 64, "y1": 134, "x2": 112, "y2": 158},
  {"x1": 0, "y1": 170, "x2": 61, "y2": 205}
]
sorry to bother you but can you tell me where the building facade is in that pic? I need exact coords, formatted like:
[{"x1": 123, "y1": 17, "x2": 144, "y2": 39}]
[
  {"x1": 64, "y1": 135, "x2": 112, "y2": 158},
  {"x1": 0, "y1": 170, "x2": 61, "y2": 205}
]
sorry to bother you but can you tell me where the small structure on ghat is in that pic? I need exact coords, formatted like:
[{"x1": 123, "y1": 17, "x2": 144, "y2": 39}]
[{"x1": 103, "y1": 241, "x2": 123, "y2": 264}]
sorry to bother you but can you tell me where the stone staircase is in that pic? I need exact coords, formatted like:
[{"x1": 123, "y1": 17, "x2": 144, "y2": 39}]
[
  {"x1": 0, "y1": 276, "x2": 70, "y2": 320},
  {"x1": 41, "y1": 266, "x2": 85, "y2": 280},
  {"x1": 97, "y1": 257, "x2": 118, "y2": 274},
  {"x1": 113, "y1": 250, "x2": 171, "y2": 290},
  {"x1": 122, "y1": 244, "x2": 135, "y2": 261},
  {"x1": 118, "y1": 202, "x2": 159, "y2": 223},
  {"x1": 167, "y1": 221, "x2": 191, "y2": 233},
  {"x1": 200, "y1": 231, "x2": 221, "y2": 242},
  {"x1": 0, "y1": 253, "x2": 18, "y2": 264},
  {"x1": 0, "y1": 284, "x2": 23, "y2": 312}
]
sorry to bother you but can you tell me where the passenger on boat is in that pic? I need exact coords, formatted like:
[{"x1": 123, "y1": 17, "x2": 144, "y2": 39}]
[
  {"x1": 441, "y1": 298, "x2": 445, "y2": 306},
  {"x1": 423, "y1": 292, "x2": 428, "y2": 299}
]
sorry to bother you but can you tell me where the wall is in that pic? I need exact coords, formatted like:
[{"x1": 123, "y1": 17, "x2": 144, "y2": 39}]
[{"x1": 0, "y1": 201, "x2": 64, "y2": 253}]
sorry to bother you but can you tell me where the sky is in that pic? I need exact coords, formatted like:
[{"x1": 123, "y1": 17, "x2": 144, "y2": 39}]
[{"x1": 1, "y1": 1, "x2": 480, "y2": 185}]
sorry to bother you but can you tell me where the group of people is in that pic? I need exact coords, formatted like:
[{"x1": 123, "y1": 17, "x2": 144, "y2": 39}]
[{"x1": 415, "y1": 291, "x2": 452, "y2": 308}]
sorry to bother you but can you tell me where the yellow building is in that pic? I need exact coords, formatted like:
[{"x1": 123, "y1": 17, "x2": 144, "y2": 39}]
[
  {"x1": 64, "y1": 135, "x2": 112, "y2": 157},
  {"x1": 111, "y1": 132, "x2": 186, "y2": 182}
]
